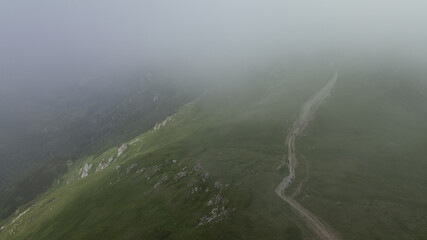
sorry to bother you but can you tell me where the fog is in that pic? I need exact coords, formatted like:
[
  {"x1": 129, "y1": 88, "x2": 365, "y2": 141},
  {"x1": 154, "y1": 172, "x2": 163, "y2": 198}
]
[
  {"x1": 2, "y1": 2, "x2": 427, "y2": 237},
  {"x1": 1, "y1": 0, "x2": 427, "y2": 92}
]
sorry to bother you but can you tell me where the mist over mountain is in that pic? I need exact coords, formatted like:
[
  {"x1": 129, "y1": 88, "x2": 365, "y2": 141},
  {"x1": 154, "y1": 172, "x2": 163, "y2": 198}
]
[
  {"x1": 1, "y1": 1, "x2": 427, "y2": 240},
  {"x1": 2, "y1": 1, "x2": 427, "y2": 86}
]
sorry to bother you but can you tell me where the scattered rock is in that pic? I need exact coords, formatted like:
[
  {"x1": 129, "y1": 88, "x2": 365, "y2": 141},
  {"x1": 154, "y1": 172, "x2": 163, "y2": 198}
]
[
  {"x1": 193, "y1": 163, "x2": 203, "y2": 172},
  {"x1": 214, "y1": 181, "x2": 223, "y2": 190},
  {"x1": 153, "y1": 115, "x2": 174, "y2": 131},
  {"x1": 202, "y1": 172, "x2": 210, "y2": 182},
  {"x1": 175, "y1": 168, "x2": 188, "y2": 180},
  {"x1": 129, "y1": 138, "x2": 140, "y2": 145},
  {"x1": 198, "y1": 206, "x2": 228, "y2": 226},
  {"x1": 192, "y1": 187, "x2": 201, "y2": 194},
  {"x1": 152, "y1": 165, "x2": 161, "y2": 174},
  {"x1": 117, "y1": 144, "x2": 128, "y2": 157},
  {"x1": 96, "y1": 156, "x2": 114, "y2": 173},
  {"x1": 126, "y1": 163, "x2": 138, "y2": 173},
  {"x1": 79, "y1": 163, "x2": 93, "y2": 178},
  {"x1": 154, "y1": 175, "x2": 169, "y2": 188},
  {"x1": 11, "y1": 208, "x2": 30, "y2": 224}
]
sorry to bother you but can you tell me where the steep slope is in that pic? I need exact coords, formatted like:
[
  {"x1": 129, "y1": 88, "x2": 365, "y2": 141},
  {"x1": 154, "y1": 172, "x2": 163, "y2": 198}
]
[
  {"x1": 1, "y1": 62, "x2": 425, "y2": 240},
  {"x1": 0, "y1": 65, "x2": 332, "y2": 240},
  {"x1": 0, "y1": 75, "x2": 196, "y2": 221},
  {"x1": 0, "y1": 74, "x2": 195, "y2": 188}
]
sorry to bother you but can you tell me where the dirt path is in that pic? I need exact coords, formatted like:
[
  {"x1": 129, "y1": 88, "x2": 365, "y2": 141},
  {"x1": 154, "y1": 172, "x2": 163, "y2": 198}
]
[
  {"x1": 275, "y1": 66, "x2": 341, "y2": 240},
  {"x1": 292, "y1": 154, "x2": 309, "y2": 199}
]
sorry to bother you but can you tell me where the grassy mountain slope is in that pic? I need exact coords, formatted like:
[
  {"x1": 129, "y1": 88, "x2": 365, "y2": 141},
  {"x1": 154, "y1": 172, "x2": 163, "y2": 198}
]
[
  {"x1": 1, "y1": 62, "x2": 425, "y2": 239},
  {"x1": 0, "y1": 65, "x2": 331, "y2": 240},
  {"x1": 0, "y1": 76, "x2": 196, "y2": 222},
  {"x1": 0, "y1": 75, "x2": 194, "y2": 188},
  {"x1": 293, "y1": 64, "x2": 427, "y2": 239}
]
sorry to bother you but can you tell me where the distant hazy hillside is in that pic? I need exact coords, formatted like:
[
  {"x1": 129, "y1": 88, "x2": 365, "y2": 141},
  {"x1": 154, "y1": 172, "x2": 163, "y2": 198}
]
[
  {"x1": 0, "y1": 74, "x2": 196, "y2": 186},
  {"x1": 0, "y1": 74, "x2": 197, "y2": 220}
]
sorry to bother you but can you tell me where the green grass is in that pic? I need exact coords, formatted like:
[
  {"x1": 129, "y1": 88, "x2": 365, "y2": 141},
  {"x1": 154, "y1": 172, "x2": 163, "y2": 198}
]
[
  {"x1": 0, "y1": 65, "x2": 331, "y2": 240},
  {"x1": 2, "y1": 62, "x2": 424, "y2": 240},
  {"x1": 295, "y1": 64, "x2": 427, "y2": 239}
]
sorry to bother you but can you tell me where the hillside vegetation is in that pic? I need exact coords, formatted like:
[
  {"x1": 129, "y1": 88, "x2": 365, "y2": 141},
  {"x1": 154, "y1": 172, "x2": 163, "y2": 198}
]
[
  {"x1": 1, "y1": 62, "x2": 426, "y2": 239},
  {"x1": 293, "y1": 63, "x2": 427, "y2": 239}
]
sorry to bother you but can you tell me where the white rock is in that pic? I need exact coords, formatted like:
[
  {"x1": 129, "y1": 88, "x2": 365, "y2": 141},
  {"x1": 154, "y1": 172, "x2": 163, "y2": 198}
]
[
  {"x1": 11, "y1": 208, "x2": 30, "y2": 224},
  {"x1": 175, "y1": 171, "x2": 187, "y2": 180},
  {"x1": 79, "y1": 163, "x2": 93, "y2": 178},
  {"x1": 193, "y1": 163, "x2": 203, "y2": 172},
  {"x1": 153, "y1": 116, "x2": 173, "y2": 131},
  {"x1": 117, "y1": 144, "x2": 128, "y2": 157},
  {"x1": 129, "y1": 138, "x2": 140, "y2": 145},
  {"x1": 198, "y1": 205, "x2": 228, "y2": 226},
  {"x1": 192, "y1": 187, "x2": 201, "y2": 194},
  {"x1": 96, "y1": 159, "x2": 108, "y2": 173},
  {"x1": 127, "y1": 164, "x2": 138, "y2": 173}
]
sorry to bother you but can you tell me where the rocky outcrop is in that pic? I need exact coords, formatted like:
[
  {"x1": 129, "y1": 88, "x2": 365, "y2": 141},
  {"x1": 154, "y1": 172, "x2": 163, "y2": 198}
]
[
  {"x1": 79, "y1": 163, "x2": 93, "y2": 178},
  {"x1": 96, "y1": 156, "x2": 114, "y2": 173},
  {"x1": 117, "y1": 144, "x2": 128, "y2": 157}
]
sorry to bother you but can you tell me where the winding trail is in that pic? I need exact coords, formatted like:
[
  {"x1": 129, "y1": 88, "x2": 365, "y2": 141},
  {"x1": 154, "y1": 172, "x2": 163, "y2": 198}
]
[{"x1": 275, "y1": 66, "x2": 341, "y2": 240}]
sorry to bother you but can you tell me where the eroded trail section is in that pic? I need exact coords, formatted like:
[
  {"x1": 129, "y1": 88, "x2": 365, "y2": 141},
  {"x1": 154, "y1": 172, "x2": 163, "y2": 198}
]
[{"x1": 276, "y1": 67, "x2": 341, "y2": 240}]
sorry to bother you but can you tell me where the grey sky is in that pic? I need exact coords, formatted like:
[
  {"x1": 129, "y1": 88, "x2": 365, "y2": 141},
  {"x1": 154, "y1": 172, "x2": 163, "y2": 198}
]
[{"x1": 1, "y1": 0, "x2": 427, "y2": 88}]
